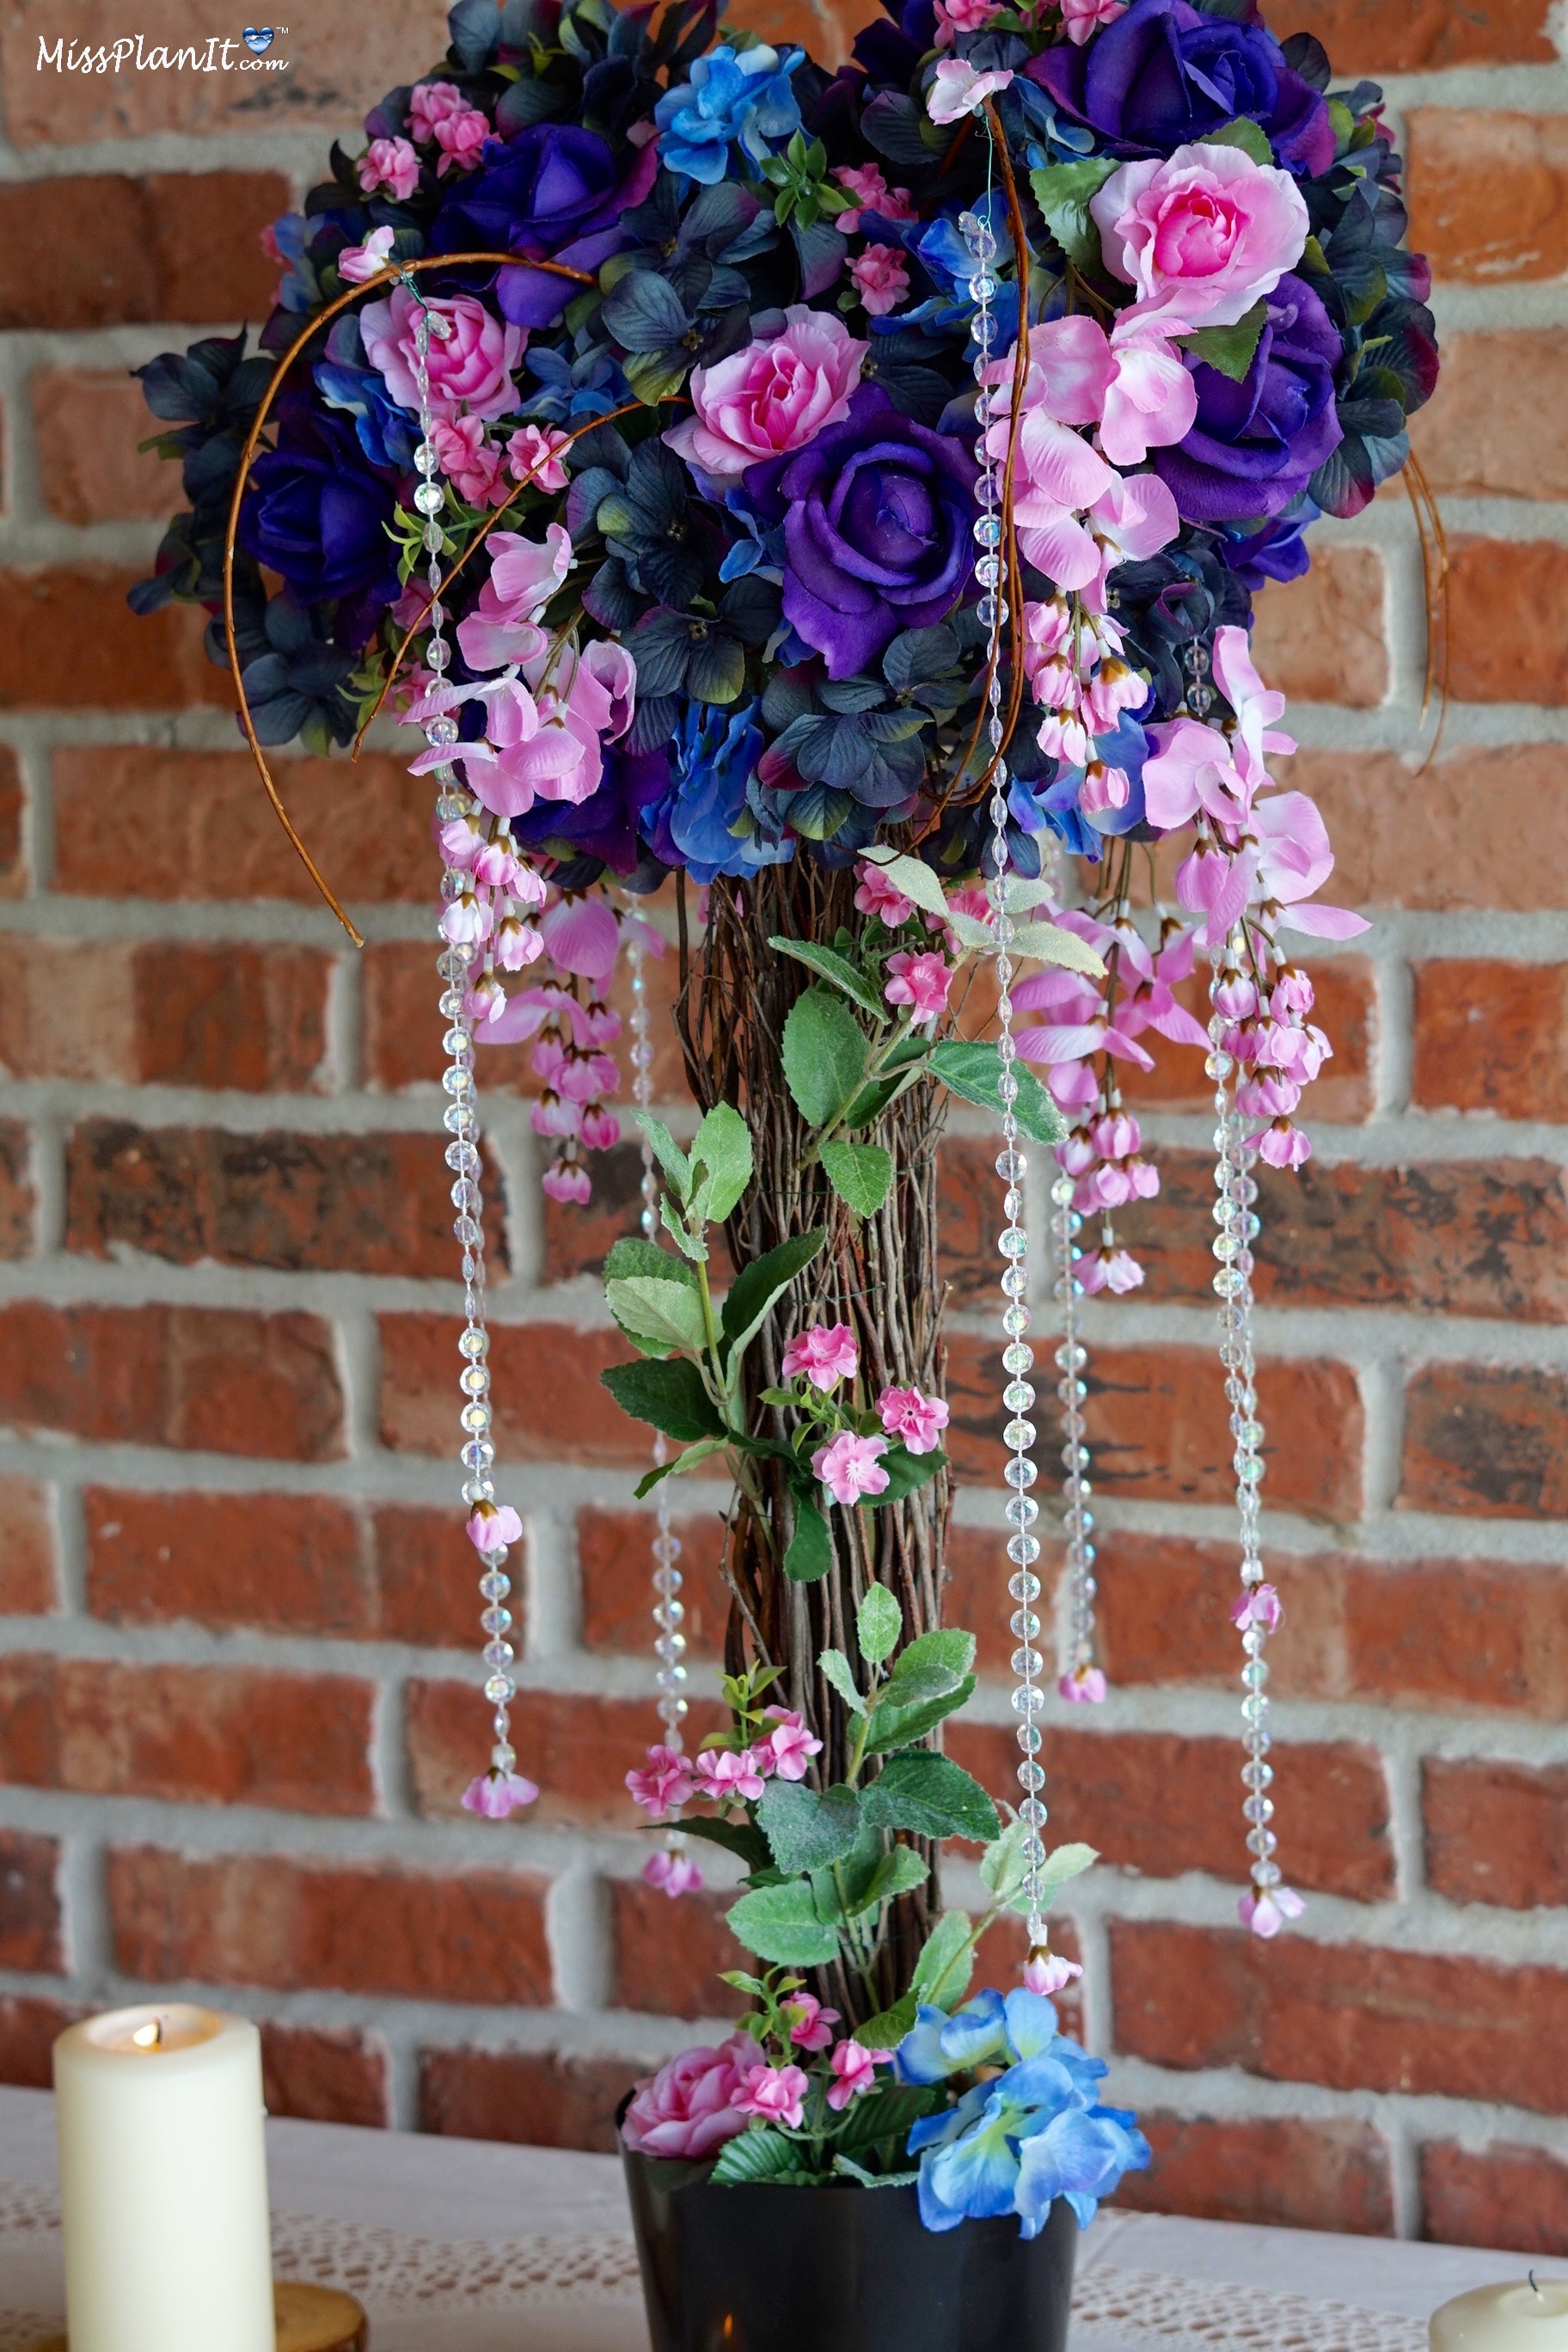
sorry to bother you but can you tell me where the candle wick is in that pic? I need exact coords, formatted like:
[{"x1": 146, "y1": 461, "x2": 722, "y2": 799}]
[{"x1": 1530, "y1": 2274, "x2": 1542, "y2": 2300}]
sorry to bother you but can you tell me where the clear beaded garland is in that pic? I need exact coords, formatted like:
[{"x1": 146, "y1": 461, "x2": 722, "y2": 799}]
[
  {"x1": 1051, "y1": 1176, "x2": 1098, "y2": 1696},
  {"x1": 961, "y1": 199, "x2": 1049, "y2": 1953},
  {"x1": 406, "y1": 285, "x2": 520, "y2": 1788}
]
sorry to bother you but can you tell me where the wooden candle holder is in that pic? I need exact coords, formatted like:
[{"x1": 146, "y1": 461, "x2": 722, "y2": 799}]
[{"x1": 31, "y1": 2279, "x2": 369, "y2": 2352}]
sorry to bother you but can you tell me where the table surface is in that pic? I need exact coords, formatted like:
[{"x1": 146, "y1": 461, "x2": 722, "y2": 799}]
[{"x1": 0, "y1": 2084, "x2": 1543, "y2": 2352}]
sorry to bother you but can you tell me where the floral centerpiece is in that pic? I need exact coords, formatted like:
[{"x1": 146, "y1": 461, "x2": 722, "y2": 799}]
[{"x1": 132, "y1": 0, "x2": 1433, "y2": 2325}]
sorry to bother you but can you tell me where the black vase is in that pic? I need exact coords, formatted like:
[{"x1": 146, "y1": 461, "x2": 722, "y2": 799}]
[{"x1": 620, "y1": 2141, "x2": 1077, "y2": 2352}]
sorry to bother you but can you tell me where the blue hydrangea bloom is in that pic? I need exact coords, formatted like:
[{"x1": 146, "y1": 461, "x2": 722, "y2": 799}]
[
  {"x1": 654, "y1": 42, "x2": 804, "y2": 186},
  {"x1": 642, "y1": 700, "x2": 794, "y2": 884}
]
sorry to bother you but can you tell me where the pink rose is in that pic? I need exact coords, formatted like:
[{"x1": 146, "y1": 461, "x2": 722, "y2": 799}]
[
  {"x1": 358, "y1": 137, "x2": 419, "y2": 200},
  {"x1": 813, "y1": 1431, "x2": 890, "y2": 1508},
  {"x1": 850, "y1": 246, "x2": 910, "y2": 319},
  {"x1": 622, "y1": 2036, "x2": 754, "y2": 2159},
  {"x1": 695, "y1": 1747, "x2": 769, "y2": 1804},
  {"x1": 1091, "y1": 141, "x2": 1309, "y2": 330},
  {"x1": 832, "y1": 164, "x2": 918, "y2": 235},
  {"x1": 736, "y1": 2063, "x2": 810, "y2": 2130},
  {"x1": 781, "y1": 1323, "x2": 858, "y2": 1392},
  {"x1": 877, "y1": 1384, "x2": 950, "y2": 1455},
  {"x1": 664, "y1": 305, "x2": 866, "y2": 481},
  {"x1": 826, "y1": 2037, "x2": 890, "y2": 2110},
  {"x1": 626, "y1": 1743, "x2": 696, "y2": 1820},
  {"x1": 360, "y1": 285, "x2": 525, "y2": 425}
]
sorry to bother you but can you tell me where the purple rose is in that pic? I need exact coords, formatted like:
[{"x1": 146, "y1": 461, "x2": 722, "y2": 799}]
[
  {"x1": 432, "y1": 125, "x2": 657, "y2": 328},
  {"x1": 744, "y1": 385, "x2": 978, "y2": 679},
  {"x1": 1155, "y1": 274, "x2": 1344, "y2": 526},
  {"x1": 238, "y1": 396, "x2": 398, "y2": 611},
  {"x1": 1029, "y1": 0, "x2": 1335, "y2": 177}
]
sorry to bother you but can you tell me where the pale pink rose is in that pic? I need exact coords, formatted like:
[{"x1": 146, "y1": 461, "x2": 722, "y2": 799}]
[
  {"x1": 832, "y1": 164, "x2": 918, "y2": 234},
  {"x1": 854, "y1": 860, "x2": 916, "y2": 926},
  {"x1": 358, "y1": 136, "x2": 419, "y2": 199},
  {"x1": 622, "y1": 2036, "x2": 754, "y2": 2159},
  {"x1": 1024, "y1": 1949, "x2": 1084, "y2": 1994},
  {"x1": 781, "y1": 1322, "x2": 858, "y2": 1391},
  {"x1": 1239, "y1": 1884, "x2": 1304, "y2": 1939},
  {"x1": 851, "y1": 245, "x2": 910, "y2": 318},
  {"x1": 507, "y1": 422, "x2": 573, "y2": 492},
  {"x1": 1090, "y1": 141, "x2": 1309, "y2": 329},
  {"x1": 664, "y1": 306, "x2": 866, "y2": 481},
  {"x1": 877, "y1": 1384, "x2": 950, "y2": 1455},
  {"x1": 933, "y1": 0, "x2": 1001, "y2": 44},
  {"x1": 409, "y1": 79, "x2": 469, "y2": 142},
  {"x1": 339, "y1": 224, "x2": 396, "y2": 284},
  {"x1": 884, "y1": 949, "x2": 952, "y2": 1026},
  {"x1": 813, "y1": 1431, "x2": 891, "y2": 1507},
  {"x1": 465, "y1": 1499, "x2": 523, "y2": 1553},
  {"x1": 432, "y1": 416, "x2": 510, "y2": 508},
  {"x1": 541, "y1": 1159, "x2": 591, "y2": 1204},
  {"x1": 626, "y1": 1743, "x2": 696, "y2": 1820},
  {"x1": 433, "y1": 103, "x2": 490, "y2": 176},
  {"x1": 927, "y1": 58, "x2": 1014, "y2": 124},
  {"x1": 695, "y1": 1747, "x2": 769, "y2": 1804},
  {"x1": 826, "y1": 2038, "x2": 890, "y2": 2110},
  {"x1": 1232, "y1": 1583, "x2": 1283, "y2": 1634},
  {"x1": 642, "y1": 1847, "x2": 705, "y2": 1896},
  {"x1": 1058, "y1": 1663, "x2": 1109, "y2": 1702},
  {"x1": 1063, "y1": 0, "x2": 1127, "y2": 37},
  {"x1": 781, "y1": 1993, "x2": 838, "y2": 2051},
  {"x1": 462, "y1": 1767, "x2": 538, "y2": 1818},
  {"x1": 360, "y1": 285, "x2": 525, "y2": 424},
  {"x1": 736, "y1": 2063, "x2": 810, "y2": 2129},
  {"x1": 763, "y1": 1706, "x2": 824, "y2": 1782}
]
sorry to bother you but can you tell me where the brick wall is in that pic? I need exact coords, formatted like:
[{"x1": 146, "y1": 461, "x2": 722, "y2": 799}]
[{"x1": 0, "y1": 0, "x2": 1565, "y2": 2254}]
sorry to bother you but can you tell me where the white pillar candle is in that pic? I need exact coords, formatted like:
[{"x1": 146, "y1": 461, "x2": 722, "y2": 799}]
[
  {"x1": 1433, "y1": 2280, "x2": 1568, "y2": 2352},
  {"x1": 53, "y1": 2004, "x2": 274, "y2": 2352}
]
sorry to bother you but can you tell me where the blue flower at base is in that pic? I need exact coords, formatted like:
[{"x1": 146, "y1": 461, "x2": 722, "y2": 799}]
[
  {"x1": 640, "y1": 700, "x2": 794, "y2": 885},
  {"x1": 654, "y1": 42, "x2": 805, "y2": 185}
]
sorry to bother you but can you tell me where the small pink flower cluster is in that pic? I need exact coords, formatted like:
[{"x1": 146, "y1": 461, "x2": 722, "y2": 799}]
[
  {"x1": 1214, "y1": 960, "x2": 1332, "y2": 1170},
  {"x1": 830, "y1": 165, "x2": 918, "y2": 316},
  {"x1": 884, "y1": 948, "x2": 952, "y2": 1026},
  {"x1": 427, "y1": 418, "x2": 573, "y2": 511},
  {"x1": 508, "y1": 980, "x2": 627, "y2": 1204},
  {"x1": 621, "y1": 2026, "x2": 891, "y2": 2159},
  {"x1": 1022, "y1": 597, "x2": 1147, "y2": 818},
  {"x1": 625, "y1": 1707, "x2": 824, "y2": 1823},
  {"x1": 779, "y1": 1325, "x2": 950, "y2": 1505},
  {"x1": 409, "y1": 77, "x2": 492, "y2": 176}
]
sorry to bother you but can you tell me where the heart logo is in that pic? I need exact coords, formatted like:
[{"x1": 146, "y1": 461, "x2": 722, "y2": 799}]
[{"x1": 242, "y1": 26, "x2": 274, "y2": 51}]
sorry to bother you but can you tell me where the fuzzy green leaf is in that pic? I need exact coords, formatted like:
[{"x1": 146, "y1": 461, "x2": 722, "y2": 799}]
[
  {"x1": 677, "y1": 1814, "x2": 774, "y2": 1874},
  {"x1": 828, "y1": 2081, "x2": 940, "y2": 2155},
  {"x1": 862, "y1": 1752, "x2": 999, "y2": 1843},
  {"x1": 634, "y1": 1112, "x2": 691, "y2": 1202},
  {"x1": 784, "y1": 1496, "x2": 835, "y2": 1583},
  {"x1": 769, "y1": 936, "x2": 887, "y2": 1019},
  {"x1": 1202, "y1": 115, "x2": 1272, "y2": 166},
  {"x1": 1008, "y1": 920, "x2": 1107, "y2": 975},
  {"x1": 757, "y1": 1779, "x2": 862, "y2": 1875},
  {"x1": 864, "y1": 1673, "x2": 977, "y2": 1755},
  {"x1": 720, "y1": 1229, "x2": 825, "y2": 1372},
  {"x1": 864, "y1": 1445, "x2": 946, "y2": 1506},
  {"x1": 690, "y1": 1101, "x2": 753, "y2": 1223},
  {"x1": 818, "y1": 1646, "x2": 867, "y2": 1716},
  {"x1": 603, "y1": 1236, "x2": 698, "y2": 1290},
  {"x1": 1183, "y1": 299, "x2": 1268, "y2": 383},
  {"x1": 855, "y1": 1991, "x2": 919, "y2": 2050},
  {"x1": 928, "y1": 1042, "x2": 1066, "y2": 1145},
  {"x1": 726, "y1": 1877, "x2": 840, "y2": 1966},
  {"x1": 1028, "y1": 156, "x2": 1118, "y2": 268},
  {"x1": 782, "y1": 988, "x2": 868, "y2": 1126},
  {"x1": 821, "y1": 1137, "x2": 893, "y2": 1219},
  {"x1": 911, "y1": 1909, "x2": 977, "y2": 2010},
  {"x1": 600, "y1": 1357, "x2": 725, "y2": 1442},
  {"x1": 887, "y1": 1627, "x2": 977, "y2": 1694},
  {"x1": 857, "y1": 1583, "x2": 903, "y2": 1665},
  {"x1": 634, "y1": 1436, "x2": 726, "y2": 1496},
  {"x1": 604, "y1": 1274, "x2": 707, "y2": 1356}
]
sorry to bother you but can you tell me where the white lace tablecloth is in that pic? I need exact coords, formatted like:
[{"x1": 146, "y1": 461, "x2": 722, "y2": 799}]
[{"x1": 0, "y1": 2086, "x2": 1527, "y2": 2351}]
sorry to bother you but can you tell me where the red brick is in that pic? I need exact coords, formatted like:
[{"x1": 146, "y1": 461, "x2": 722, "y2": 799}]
[
  {"x1": 0, "y1": 744, "x2": 22, "y2": 897},
  {"x1": 1300, "y1": 744, "x2": 1568, "y2": 915},
  {"x1": 1282, "y1": 0, "x2": 1553, "y2": 70},
  {"x1": 946, "y1": 1333, "x2": 1363, "y2": 1520},
  {"x1": 1408, "y1": 112, "x2": 1568, "y2": 286},
  {"x1": 109, "y1": 1847, "x2": 553, "y2": 2006},
  {"x1": 1118, "y1": 958, "x2": 1373, "y2": 1123},
  {"x1": 1413, "y1": 962, "x2": 1568, "y2": 1121},
  {"x1": 53, "y1": 747, "x2": 430, "y2": 904},
  {"x1": 0, "y1": 1121, "x2": 32, "y2": 1257},
  {"x1": 609, "y1": 1877, "x2": 748, "y2": 2018},
  {"x1": 0, "y1": 1477, "x2": 57, "y2": 1614},
  {"x1": 132, "y1": 944, "x2": 332, "y2": 1092},
  {"x1": 260, "y1": 2024, "x2": 389, "y2": 2130},
  {"x1": 1110, "y1": 1923, "x2": 1568, "y2": 2115},
  {"x1": 1412, "y1": 330, "x2": 1568, "y2": 504},
  {"x1": 1250, "y1": 548, "x2": 1387, "y2": 709},
  {"x1": 938, "y1": 1136, "x2": 1001, "y2": 1311},
  {"x1": 0, "y1": 938, "x2": 139, "y2": 1081},
  {"x1": 950, "y1": 1724, "x2": 1392, "y2": 1902},
  {"x1": 65, "y1": 1122, "x2": 505, "y2": 1277},
  {"x1": 379, "y1": 1316, "x2": 655, "y2": 1468},
  {"x1": 1421, "y1": 2141, "x2": 1568, "y2": 2257},
  {"x1": 0, "y1": 1995, "x2": 78, "y2": 2088},
  {"x1": 407, "y1": 1682, "x2": 726, "y2": 1829},
  {"x1": 1118, "y1": 1150, "x2": 1568, "y2": 1326},
  {"x1": 371, "y1": 1504, "x2": 497, "y2": 1651},
  {"x1": 0, "y1": 1655, "x2": 375, "y2": 1816},
  {"x1": 1115, "y1": 2114, "x2": 1394, "y2": 2236},
  {"x1": 1094, "y1": 1534, "x2": 1340, "y2": 1699},
  {"x1": 1448, "y1": 541, "x2": 1568, "y2": 705},
  {"x1": 1401, "y1": 1364, "x2": 1568, "y2": 1519},
  {"x1": 579, "y1": 1504, "x2": 728, "y2": 1660},
  {"x1": 420, "y1": 2046, "x2": 645, "y2": 2153},
  {"x1": 0, "y1": 570, "x2": 226, "y2": 712},
  {"x1": 0, "y1": 171, "x2": 286, "y2": 329},
  {"x1": 1424, "y1": 1759, "x2": 1568, "y2": 1911},
  {"x1": 0, "y1": 1830, "x2": 62, "y2": 1972},
  {"x1": 32, "y1": 369, "x2": 179, "y2": 525},
  {"x1": 0, "y1": 1302, "x2": 345, "y2": 1461}
]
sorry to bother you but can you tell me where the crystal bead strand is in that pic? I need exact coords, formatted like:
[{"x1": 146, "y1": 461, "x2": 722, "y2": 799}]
[
  {"x1": 1051, "y1": 1179, "x2": 1098, "y2": 1697},
  {"x1": 406, "y1": 286, "x2": 520, "y2": 1792},
  {"x1": 1208, "y1": 933, "x2": 1293, "y2": 1930},
  {"x1": 960, "y1": 201, "x2": 1048, "y2": 1956}
]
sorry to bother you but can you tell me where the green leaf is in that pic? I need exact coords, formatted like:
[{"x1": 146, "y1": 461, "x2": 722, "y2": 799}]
[
  {"x1": 757, "y1": 1779, "x2": 862, "y2": 1875},
  {"x1": 865, "y1": 1673, "x2": 977, "y2": 1755},
  {"x1": 1183, "y1": 299, "x2": 1268, "y2": 383},
  {"x1": 861, "y1": 853, "x2": 949, "y2": 923},
  {"x1": 1035, "y1": 1839, "x2": 1099, "y2": 1895},
  {"x1": 855, "y1": 1992, "x2": 918, "y2": 2050},
  {"x1": 818, "y1": 1646, "x2": 867, "y2": 1716},
  {"x1": 769, "y1": 936, "x2": 887, "y2": 1020},
  {"x1": 600, "y1": 1357, "x2": 725, "y2": 1442},
  {"x1": 720, "y1": 1229, "x2": 826, "y2": 1366},
  {"x1": 1008, "y1": 920, "x2": 1107, "y2": 976},
  {"x1": 781, "y1": 988, "x2": 868, "y2": 1126},
  {"x1": 726, "y1": 1877, "x2": 840, "y2": 1966},
  {"x1": 605, "y1": 1274, "x2": 708, "y2": 1356},
  {"x1": 1202, "y1": 115, "x2": 1272, "y2": 166},
  {"x1": 928, "y1": 1042, "x2": 1066, "y2": 1145},
  {"x1": 911, "y1": 1909, "x2": 977, "y2": 2010},
  {"x1": 634, "y1": 1436, "x2": 726, "y2": 1496},
  {"x1": 855, "y1": 1842, "x2": 929, "y2": 1913},
  {"x1": 603, "y1": 1236, "x2": 699, "y2": 1290},
  {"x1": 784, "y1": 1496, "x2": 835, "y2": 1583},
  {"x1": 864, "y1": 1445, "x2": 945, "y2": 1506},
  {"x1": 658, "y1": 1196, "x2": 709, "y2": 1264},
  {"x1": 856, "y1": 1583, "x2": 903, "y2": 1666},
  {"x1": 821, "y1": 1137, "x2": 894, "y2": 1218},
  {"x1": 710, "y1": 2128, "x2": 802, "y2": 2186},
  {"x1": 690, "y1": 1102, "x2": 753, "y2": 1223},
  {"x1": 634, "y1": 1112, "x2": 691, "y2": 1203},
  {"x1": 1027, "y1": 156, "x2": 1118, "y2": 269},
  {"x1": 887, "y1": 1627, "x2": 977, "y2": 1694},
  {"x1": 862, "y1": 1752, "x2": 999, "y2": 1844},
  {"x1": 828, "y1": 2081, "x2": 939, "y2": 2156},
  {"x1": 981, "y1": 1821, "x2": 1097, "y2": 1908},
  {"x1": 832, "y1": 2154, "x2": 919, "y2": 2187},
  {"x1": 677, "y1": 1815, "x2": 774, "y2": 1874}
]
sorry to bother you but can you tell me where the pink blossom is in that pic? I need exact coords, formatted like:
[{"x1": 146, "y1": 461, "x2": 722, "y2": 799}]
[
  {"x1": 409, "y1": 80, "x2": 468, "y2": 138},
  {"x1": 1232, "y1": 1583, "x2": 1283, "y2": 1634},
  {"x1": 1091, "y1": 141, "x2": 1309, "y2": 330},
  {"x1": 642, "y1": 1847, "x2": 705, "y2": 1897},
  {"x1": 456, "y1": 523, "x2": 573, "y2": 671},
  {"x1": 432, "y1": 416, "x2": 510, "y2": 508},
  {"x1": 781, "y1": 1323, "x2": 859, "y2": 1392},
  {"x1": 813, "y1": 1431, "x2": 891, "y2": 1507},
  {"x1": 339, "y1": 224, "x2": 396, "y2": 284},
  {"x1": 462, "y1": 1767, "x2": 539, "y2": 1818},
  {"x1": 854, "y1": 860, "x2": 916, "y2": 927},
  {"x1": 851, "y1": 245, "x2": 910, "y2": 318},
  {"x1": 1236, "y1": 1071, "x2": 1301, "y2": 1118},
  {"x1": 884, "y1": 949, "x2": 952, "y2": 1026},
  {"x1": 831, "y1": 164, "x2": 918, "y2": 234},
  {"x1": 1141, "y1": 717, "x2": 1246, "y2": 834},
  {"x1": 440, "y1": 885, "x2": 491, "y2": 946},
  {"x1": 1025, "y1": 1949, "x2": 1085, "y2": 1994},
  {"x1": 493, "y1": 916, "x2": 544, "y2": 972},
  {"x1": 1212, "y1": 625, "x2": 1295, "y2": 792},
  {"x1": 1062, "y1": 0, "x2": 1127, "y2": 37},
  {"x1": 626, "y1": 1744, "x2": 696, "y2": 1820},
  {"x1": 1254, "y1": 1118, "x2": 1312, "y2": 1169},
  {"x1": 542, "y1": 893, "x2": 621, "y2": 979},
  {"x1": 360, "y1": 286, "x2": 524, "y2": 424},
  {"x1": 1059, "y1": 1663, "x2": 1109, "y2": 1703},
  {"x1": 927, "y1": 58, "x2": 1014, "y2": 124},
  {"x1": 933, "y1": 0, "x2": 1001, "y2": 44},
  {"x1": 1239, "y1": 1884, "x2": 1305, "y2": 1939},
  {"x1": 763, "y1": 1706, "x2": 824, "y2": 1782},
  {"x1": 782, "y1": 1993, "x2": 838, "y2": 2051},
  {"x1": 1099, "y1": 315, "x2": 1198, "y2": 467},
  {"x1": 826, "y1": 2038, "x2": 890, "y2": 2110},
  {"x1": 1076, "y1": 1251, "x2": 1143, "y2": 1297},
  {"x1": 582, "y1": 1105, "x2": 622, "y2": 1151},
  {"x1": 737, "y1": 2063, "x2": 810, "y2": 2130},
  {"x1": 465, "y1": 1499, "x2": 523, "y2": 1553},
  {"x1": 541, "y1": 1159, "x2": 591, "y2": 1204},
  {"x1": 622, "y1": 2036, "x2": 753, "y2": 2159},
  {"x1": 507, "y1": 423, "x2": 573, "y2": 493},
  {"x1": 433, "y1": 102, "x2": 490, "y2": 176},
  {"x1": 877, "y1": 1384, "x2": 950, "y2": 1455},
  {"x1": 695, "y1": 1747, "x2": 770, "y2": 1804},
  {"x1": 358, "y1": 136, "x2": 419, "y2": 199},
  {"x1": 666, "y1": 307, "x2": 866, "y2": 481}
]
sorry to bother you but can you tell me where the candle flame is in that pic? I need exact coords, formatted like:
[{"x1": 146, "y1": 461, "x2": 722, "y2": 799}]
[{"x1": 131, "y1": 2018, "x2": 162, "y2": 2050}]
